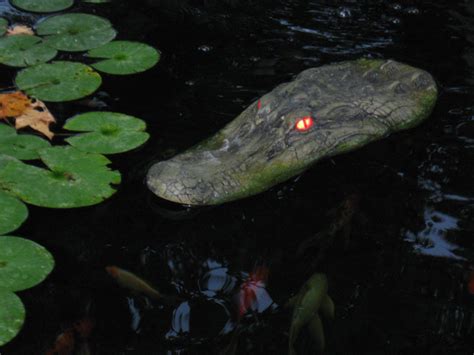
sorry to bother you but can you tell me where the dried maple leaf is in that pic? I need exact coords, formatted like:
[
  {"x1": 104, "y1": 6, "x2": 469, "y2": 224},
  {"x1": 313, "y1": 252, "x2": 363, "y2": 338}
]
[
  {"x1": 0, "y1": 91, "x2": 30, "y2": 118},
  {"x1": 7, "y1": 25, "x2": 34, "y2": 36},
  {"x1": 15, "y1": 99, "x2": 56, "y2": 140}
]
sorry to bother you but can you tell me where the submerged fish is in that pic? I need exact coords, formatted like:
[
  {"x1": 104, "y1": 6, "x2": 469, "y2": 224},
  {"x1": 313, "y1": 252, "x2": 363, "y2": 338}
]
[
  {"x1": 46, "y1": 329, "x2": 75, "y2": 355},
  {"x1": 238, "y1": 266, "x2": 270, "y2": 318},
  {"x1": 106, "y1": 265, "x2": 177, "y2": 304},
  {"x1": 468, "y1": 271, "x2": 474, "y2": 295},
  {"x1": 296, "y1": 194, "x2": 359, "y2": 258},
  {"x1": 289, "y1": 273, "x2": 328, "y2": 354},
  {"x1": 45, "y1": 316, "x2": 94, "y2": 355},
  {"x1": 288, "y1": 273, "x2": 334, "y2": 355}
]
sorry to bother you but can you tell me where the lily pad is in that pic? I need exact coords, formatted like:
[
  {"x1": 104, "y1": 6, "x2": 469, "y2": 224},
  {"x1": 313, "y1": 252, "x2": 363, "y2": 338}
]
[
  {"x1": 0, "y1": 147, "x2": 121, "y2": 208},
  {"x1": 15, "y1": 61, "x2": 102, "y2": 102},
  {"x1": 0, "y1": 290, "x2": 25, "y2": 346},
  {"x1": 0, "y1": 124, "x2": 51, "y2": 160},
  {"x1": 10, "y1": 0, "x2": 73, "y2": 13},
  {"x1": 0, "y1": 236, "x2": 54, "y2": 291},
  {"x1": 36, "y1": 13, "x2": 117, "y2": 52},
  {"x1": 88, "y1": 41, "x2": 160, "y2": 75},
  {"x1": 0, "y1": 18, "x2": 7, "y2": 36},
  {"x1": 0, "y1": 191, "x2": 28, "y2": 235},
  {"x1": 64, "y1": 112, "x2": 150, "y2": 154},
  {"x1": 0, "y1": 35, "x2": 57, "y2": 67}
]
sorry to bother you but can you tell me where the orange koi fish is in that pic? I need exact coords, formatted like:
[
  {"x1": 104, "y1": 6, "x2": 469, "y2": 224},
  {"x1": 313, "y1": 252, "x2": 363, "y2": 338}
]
[
  {"x1": 106, "y1": 266, "x2": 163, "y2": 299},
  {"x1": 468, "y1": 271, "x2": 474, "y2": 295},
  {"x1": 238, "y1": 266, "x2": 270, "y2": 318},
  {"x1": 45, "y1": 329, "x2": 75, "y2": 355}
]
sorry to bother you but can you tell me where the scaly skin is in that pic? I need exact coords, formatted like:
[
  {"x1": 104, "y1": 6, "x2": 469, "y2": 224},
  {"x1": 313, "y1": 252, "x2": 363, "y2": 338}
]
[{"x1": 147, "y1": 59, "x2": 437, "y2": 205}]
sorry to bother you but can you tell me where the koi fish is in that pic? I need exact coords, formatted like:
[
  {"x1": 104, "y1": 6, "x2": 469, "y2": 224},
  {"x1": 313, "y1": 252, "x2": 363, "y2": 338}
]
[
  {"x1": 238, "y1": 266, "x2": 270, "y2": 318},
  {"x1": 45, "y1": 317, "x2": 94, "y2": 355},
  {"x1": 468, "y1": 271, "x2": 474, "y2": 295},
  {"x1": 288, "y1": 273, "x2": 333, "y2": 355},
  {"x1": 106, "y1": 266, "x2": 177, "y2": 304},
  {"x1": 46, "y1": 329, "x2": 75, "y2": 355},
  {"x1": 296, "y1": 194, "x2": 359, "y2": 257}
]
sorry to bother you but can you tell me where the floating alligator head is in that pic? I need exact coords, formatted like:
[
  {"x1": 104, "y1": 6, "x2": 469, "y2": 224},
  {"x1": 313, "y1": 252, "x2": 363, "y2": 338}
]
[{"x1": 147, "y1": 59, "x2": 437, "y2": 205}]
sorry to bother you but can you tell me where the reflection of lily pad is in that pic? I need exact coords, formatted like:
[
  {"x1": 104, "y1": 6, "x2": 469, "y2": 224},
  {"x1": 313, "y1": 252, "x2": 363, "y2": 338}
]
[
  {"x1": 0, "y1": 236, "x2": 54, "y2": 291},
  {"x1": 37, "y1": 13, "x2": 116, "y2": 52},
  {"x1": 10, "y1": 0, "x2": 73, "y2": 13},
  {"x1": 64, "y1": 112, "x2": 150, "y2": 154},
  {"x1": 0, "y1": 191, "x2": 28, "y2": 235},
  {"x1": 88, "y1": 41, "x2": 160, "y2": 75},
  {"x1": 0, "y1": 147, "x2": 121, "y2": 208},
  {"x1": 0, "y1": 35, "x2": 57, "y2": 67},
  {"x1": 0, "y1": 124, "x2": 51, "y2": 160},
  {"x1": 0, "y1": 290, "x2": 25, "y2": 346},
  {"x1": 15, "y1": 61, "x2": 102, "y2": 102},
  {"x1": 0, "y1": 18, "x2": 7, "y2": 36}
]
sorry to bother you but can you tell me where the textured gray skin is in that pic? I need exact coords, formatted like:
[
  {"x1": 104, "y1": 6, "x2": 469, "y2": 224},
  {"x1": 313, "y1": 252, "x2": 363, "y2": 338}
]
[{"x1": 147, "y1": 59, "x2": 437, "y2": 205}]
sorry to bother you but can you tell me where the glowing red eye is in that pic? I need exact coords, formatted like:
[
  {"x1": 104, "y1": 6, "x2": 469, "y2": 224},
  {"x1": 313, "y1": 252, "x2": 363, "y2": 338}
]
[
  {"x1": 295, "y1": 116, "x2": 314, "y2": 132},
  {"x1": 257, "y1": 99, "x2": 262, "y2": 110}
]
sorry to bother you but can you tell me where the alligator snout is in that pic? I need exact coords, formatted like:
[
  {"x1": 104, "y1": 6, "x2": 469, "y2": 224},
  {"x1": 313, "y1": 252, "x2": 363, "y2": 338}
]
[{"x1": 147, "y1": 59, "x2": 437, "y2": 205}]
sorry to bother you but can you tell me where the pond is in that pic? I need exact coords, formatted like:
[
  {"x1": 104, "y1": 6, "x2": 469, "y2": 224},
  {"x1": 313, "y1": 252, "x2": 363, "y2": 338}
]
[{"x1": 1, "y1": 0, "x2": 473, "y2": 354}]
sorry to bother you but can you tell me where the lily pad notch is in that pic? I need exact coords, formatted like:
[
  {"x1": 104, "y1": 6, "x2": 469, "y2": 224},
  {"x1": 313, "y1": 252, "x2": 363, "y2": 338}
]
[
  {"x1": 88, "y1": 41, "x2": 161, "y2": 75},
  {"x1": 0, "y1": 35, "x2": 58, "y2": 67},
  {"x1": 36, "y1": 13, "x2": 116, "y2": 52},
  {"x1": 64, "y1": 111, "x2": 150, "y2": 154},
  {"x1": 15, "y1": 61, "x2": 102, "y2": 102},
  {"x1": 0, "y1": 146, "x2": 121, "y2": 208}
]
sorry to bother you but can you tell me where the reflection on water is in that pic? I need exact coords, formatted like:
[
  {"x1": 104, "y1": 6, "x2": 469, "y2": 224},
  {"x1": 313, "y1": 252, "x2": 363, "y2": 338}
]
[{"x1": 405, "y1": 207, "x2": 462, "y2": 260}]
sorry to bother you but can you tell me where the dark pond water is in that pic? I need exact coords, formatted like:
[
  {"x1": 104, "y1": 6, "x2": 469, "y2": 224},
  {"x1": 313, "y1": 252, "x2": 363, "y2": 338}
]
[{"x1": 1, "y1": 0, "x2": 474, "y2": 354}]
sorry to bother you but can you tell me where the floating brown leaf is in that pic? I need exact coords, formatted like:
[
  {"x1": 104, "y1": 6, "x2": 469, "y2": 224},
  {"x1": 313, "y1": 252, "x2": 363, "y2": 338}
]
[
  {"x1": 0, "y1": 91, "x2": 56, "y2": 139},
  {"x1": 0, "y1": 91, "x2": 30, "y2": 118},
  {"x1": 7, "y1": 25, "x2": 34, "y2": 36},
  {"x1": 15, "y1": 99, "x2": 55, "y2": 139}
]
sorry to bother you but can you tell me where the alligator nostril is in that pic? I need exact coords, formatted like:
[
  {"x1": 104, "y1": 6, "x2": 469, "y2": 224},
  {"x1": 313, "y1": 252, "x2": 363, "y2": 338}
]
[
  {"x1": 411, "y1": 72, "x2": 432, "y2": 90},
  {"x1": 388, "y1": 80, "x2": 409, "y2": 94},
  {"x1": 380, "y1": 60, "x2": 401, "y2": 76},
  {"x1": 363, "y1": 69, "x2": 380, "y2": 83}
]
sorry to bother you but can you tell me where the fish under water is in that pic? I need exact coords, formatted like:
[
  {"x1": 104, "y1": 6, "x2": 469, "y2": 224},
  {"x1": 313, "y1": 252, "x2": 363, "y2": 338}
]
[
  {"x1": 45, "y1": 316, "x2": 94, "y2": 355},
  {"x1": 106, "y1": 265, "x2": 178, "y2": 305},
  {"x1": 288, "y1": 273, "x2": 334, "y2": 355},
  {"x1": 237, "y1": 265, "x2": 270, "y2": 318}
]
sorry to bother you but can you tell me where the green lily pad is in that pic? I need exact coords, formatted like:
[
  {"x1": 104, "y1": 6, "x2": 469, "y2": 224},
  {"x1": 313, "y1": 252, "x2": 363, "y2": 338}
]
[
  {"x1": 88, "y1": 41, "x2": 160, "y2": 75},
  {"x1": 0, "y1": 191, "x2": 28, "y2": 235},
  {"x1": 0, "y1": 236, "x2": 54, "y2": 291},
  {"x1": 0, "y1": 290, "x2": 25, "y2": 346},
  {"x1": 0, "y1": 18, "x2": 7, "y2": 37},
  {"x1": 10, "y1": 0, "x2": 73, "y2": 13},
  {"x1": 0, "y1": 147, "x2": 121, "y2": 208},
  {"x1": 64, "y1": 112, "x2": 150, "y2": 154},
  {"x1": 36, "y1": 13, "x2": 117, "y2": 52},
  {"x1": 0, "y1": 124, "x2": 51, "y2": 160},
  {"x1": 0, "y1": 35, "x2": 57, "y2": 67},
  {"x1": 15, "y1": 61, "x2": 102, "y2": 102}
]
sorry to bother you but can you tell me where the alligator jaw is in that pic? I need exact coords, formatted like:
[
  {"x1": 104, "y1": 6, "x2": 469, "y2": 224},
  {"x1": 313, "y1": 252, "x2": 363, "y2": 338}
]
[{"x1": 147, "y1": 59, "x2": 437, "y2": 205}]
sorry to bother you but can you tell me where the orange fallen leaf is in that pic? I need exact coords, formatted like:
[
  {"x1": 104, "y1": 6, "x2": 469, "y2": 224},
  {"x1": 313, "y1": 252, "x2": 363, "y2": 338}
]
[
  {"x1": 0, "y1": 91, "x2": 56, "y2": 139},
  {"x1": 7, "y1": 25, "x2": 34, "y2": 36},
  {"x1": 0, "y1": 91, "x2": 30, "y2": 118},
  {"x1": 15, "y1": 99, "x2": 55, "y2": 140}
]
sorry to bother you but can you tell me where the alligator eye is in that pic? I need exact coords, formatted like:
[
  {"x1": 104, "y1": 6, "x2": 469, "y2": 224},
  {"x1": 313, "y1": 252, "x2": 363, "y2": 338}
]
[
  {"x1": 295, "y1": 116, "x2": 314, "y2": 132},
  {"x1": 257, "y1": 99, "x2": 262, "y2": 110}
]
